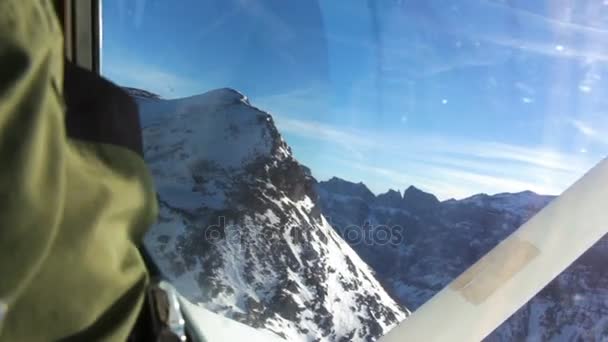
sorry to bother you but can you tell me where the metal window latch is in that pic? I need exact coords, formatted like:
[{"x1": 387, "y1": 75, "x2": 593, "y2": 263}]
[{"x1": 146, "y1": 279, "x2": 188, "y2": 342}]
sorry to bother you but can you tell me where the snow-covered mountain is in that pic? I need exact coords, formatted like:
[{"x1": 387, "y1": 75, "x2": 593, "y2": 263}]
[
  {"x1": 317, "y1": 178, "x2": 608, "y2": 341},
  {"x1": 137, "y1": 89, "x2": 408, "y2": 341}
]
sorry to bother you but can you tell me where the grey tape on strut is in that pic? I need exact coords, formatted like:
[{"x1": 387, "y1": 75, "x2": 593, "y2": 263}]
[{"x1": 450, "y1": 236, "x2": 540, "y2": 305}]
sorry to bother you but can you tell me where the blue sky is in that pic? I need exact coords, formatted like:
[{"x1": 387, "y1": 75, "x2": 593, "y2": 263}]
[{"x1": 103, "y1": 0, "x2": 607, "y2": 199}]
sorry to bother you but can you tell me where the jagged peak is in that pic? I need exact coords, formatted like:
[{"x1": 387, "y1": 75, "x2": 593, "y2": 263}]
[
  {"x1": 457, "y1": 190, "x2": 555, "y2": 214},
  {"x1": 497, "y1": 189, "x2": 542, "y2": 197},
  {"x1": 375, "y1": 189, "x2": 403, "y2": 208},
  {"x1": 402, "y1": 185, "x2": 440, "y2": 212},
  {"x1": 319, "y1": 177, "x2": 375, "y2": 202},
  {"x1": 324, "y1": 176, "x2": 361, "y2": 186},
  {"x1": 175, "y1": 87, "x2": 250, "y2": 107},
  {"x1": 461, "y1": 193, "x2": 490, "y2": 201},
  {"x1": 139, "y1": 86, "x2": 292, "y2": 170},
  {"x1": 403, "y1": 185, "x2": 421, "y2": 193},
  {"x1": 384, "y1": 189, "x2": 401, "y2": 196},
  {"x1": 377, "y1": 189, "x2": 402, "y2": 200},
  {"x1": 403, "y1": 185, "x2": 438, "y2": 201},
  {"x1": 122, "y1": 86, "x2": 161, "y2": 100},
  {"x1": 208, "y1": 87, "x2": 249, "y2": 103},
  {"x1": 464, "y1": 190, "x2": 549, "y2": 202}
]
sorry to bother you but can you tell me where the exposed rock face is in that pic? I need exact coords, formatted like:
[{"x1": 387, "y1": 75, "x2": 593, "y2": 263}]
[
  {"x1": 375, "y1": 189, "x2": 402, "y2": 208},
  {"x1": 401, "y1": 185, "x2": 440, "y2": 213},
  {"x1": 139, "y1": 89, "x2": 408, "y2": 342}
]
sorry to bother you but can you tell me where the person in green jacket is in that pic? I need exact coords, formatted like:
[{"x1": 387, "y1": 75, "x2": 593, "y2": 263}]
[{"x1": 0, "y1": 0, "x2": 158, "y2": 340}]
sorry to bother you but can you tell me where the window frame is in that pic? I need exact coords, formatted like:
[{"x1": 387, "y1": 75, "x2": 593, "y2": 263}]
[{"x1": 59, "y1": 0, "x2": 101, "y2": 73}]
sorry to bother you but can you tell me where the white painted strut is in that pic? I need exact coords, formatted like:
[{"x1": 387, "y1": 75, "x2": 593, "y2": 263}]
[{"x1": 380, "y1": 158, "x2": 608, "y2": 342}]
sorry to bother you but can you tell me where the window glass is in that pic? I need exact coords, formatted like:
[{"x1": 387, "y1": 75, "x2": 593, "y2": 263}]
[{"x1": 102, "y1": 1, "x2": 607, "y2": 340}]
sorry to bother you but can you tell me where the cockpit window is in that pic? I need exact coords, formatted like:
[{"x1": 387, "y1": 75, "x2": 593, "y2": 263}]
[{"x1": 102, "y1": 1, "x2": 607, "y2": 340}]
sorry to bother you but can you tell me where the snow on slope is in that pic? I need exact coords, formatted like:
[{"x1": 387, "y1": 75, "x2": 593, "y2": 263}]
[
  {"x1": 179, "y1": 295, "x2": 285, "y2": 341},
  {"x1": 138, "y1": 88, "x2": 408, "y2": 341}
]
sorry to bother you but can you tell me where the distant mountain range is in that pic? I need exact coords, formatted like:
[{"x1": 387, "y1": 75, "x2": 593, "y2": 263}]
[
  {"x1": 128, "y1": 87, "x2": 608, "y2": 341},
  {"x1": 317, "y1": 177, "x2": 608, "y2": 341}
]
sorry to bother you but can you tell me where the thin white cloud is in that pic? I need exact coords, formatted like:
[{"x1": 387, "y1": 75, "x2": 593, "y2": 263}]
[
  {"x1": 193, "y1": 6, "x2": 242, "y2": 40},
  {"x1": 348, "y1": 159, "x2": 569, "y2": 200},
  {"x1": 515, "y1": 82, "x2": 535, "y2": 95},
  {"x1": 482, "y1": 1, "x2": 608, "y2": 36},
  {"x1": 269, "y1": 114, "x2": 598, "y2": 199},
  {"x1": 481, "y1": 36, "x2": 608, "y2": 63},
  {"x1": 431, "y1": 167, "x2": 561, "y2": 195},
  {"x1": 273, "y1": 114, "x2": 378, "y2": 161},
  {"x1": 236, "y1": 0, "x2": 295, "y2": 43},
  {"x1": 569, "y1": 119, "x2": 608, "y2": 146},
  {"x1": 326, "y1": 0, "x2": 608, "y2": 81},
  {"x1": 326, "y1": 31, "x2": 506, "y2": 79},
  {"x1": 472, "y1": 2, "x2": 608, "y2": 62},
  {"x1": 274, "y1": 115, "x2": 378, "y2": 149},
  {"x1": 348, "y1": 161, "x2": 477, "y2": 200},
  {"x1": 254, "y1": 83, "x2": 331, "y2": 115},
  {"x1": 462, "y1": 142, "x2": 589, "y2": 174},
  {"x1": 103, "y1": 59, "x2": 204, "y2": 99},
  {"x1": 578, "y1": 85, "x2": 592, "y2": 93},
  {"x1": 273, "y1": 114, "x2": 595, "y2": 172},
  {"x1": 571, "y1": 119, "x2": 597, "y2": 137},
  {"x1": 255, "y1": 82, "x2": 603, "y2": 175}
]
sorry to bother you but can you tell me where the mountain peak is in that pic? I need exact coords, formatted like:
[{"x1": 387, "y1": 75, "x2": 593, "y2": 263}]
[
  {"x1": 403, "y1": 185, "x2": 423, "y2": 194},
  {"x1": 376, "y1": 189, "x2": 402, "y2": 208},
  {"x1": 137, "y1": 87, "x2": 290, "y2": 173},
  {"x1": 402, "y1": 185, "x2": 440, "y2": 212},
  {"x1": 319, "y1": 177, "x2": 375, "y2": 203},
  {"x1": 388, "y1": 188, "x2": 401, "y2": 194},
  {"x1": 123, "y1": 86, "x2": 161, "y2": 100},
  {"x1": 208, "y1": 87, "x2": 248, "y2": 102},
  {"x1": 141, "y1": 88, "x2": 407, "y2": 341},
  {"x1": 177, "y1": 87, "x2": 250, "y2": 107},
  {"x1": 460, "y1": 190, "x2": 555, "y2": 215}
]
